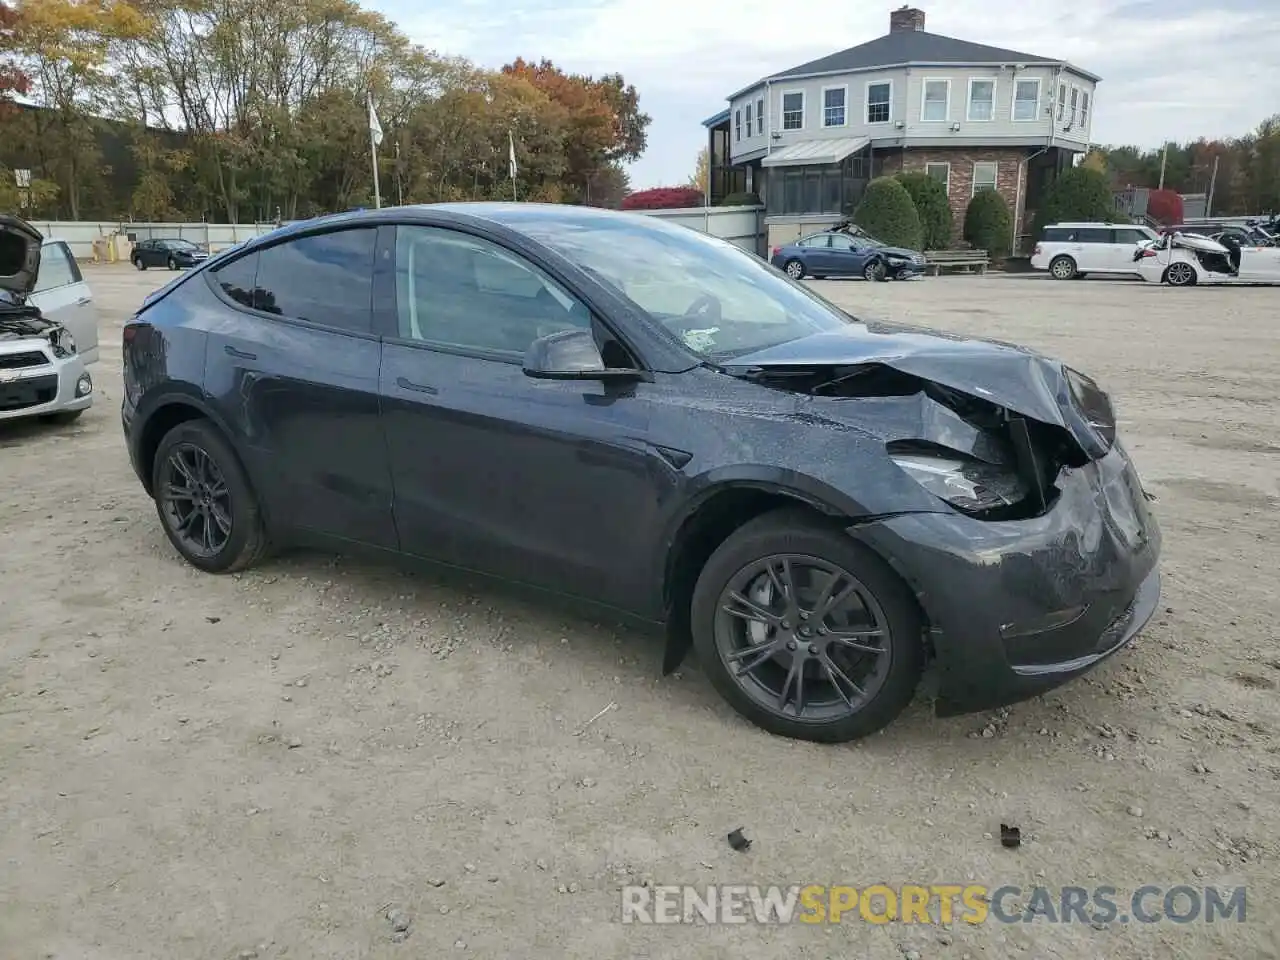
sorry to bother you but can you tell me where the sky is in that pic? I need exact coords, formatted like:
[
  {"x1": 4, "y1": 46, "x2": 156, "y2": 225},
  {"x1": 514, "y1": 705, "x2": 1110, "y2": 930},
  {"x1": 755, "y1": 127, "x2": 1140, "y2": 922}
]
[{"x1": 373, "y1": 0, "x2": 1276, "y2": 188}]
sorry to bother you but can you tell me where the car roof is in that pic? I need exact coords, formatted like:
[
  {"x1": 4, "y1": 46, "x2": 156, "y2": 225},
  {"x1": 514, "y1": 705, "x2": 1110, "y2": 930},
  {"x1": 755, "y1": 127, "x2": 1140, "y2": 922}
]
[{"x1": 1045, "y1": 222, "x2": 1146, "y2": 229}]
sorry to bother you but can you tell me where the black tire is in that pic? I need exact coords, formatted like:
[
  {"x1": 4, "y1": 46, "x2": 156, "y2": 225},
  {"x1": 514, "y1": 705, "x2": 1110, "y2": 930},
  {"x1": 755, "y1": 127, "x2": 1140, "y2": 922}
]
[
  {"x1": 41, "y1": 409, "x2": 84, "y2": 425},
  {"x1": 1048, "y1": 255, "x2": 1077, "y2": 280},
  {"x1": 151, "y1": 419, "x2": 270, "y2": 573},
  {"x1": 1071, "y1": 272, "x2": 1088, "y2": 280},
  {"x1": 864, "y1": 259, "x2": 887, "y2": 282},
  {"x1": 1165, "y1": 261, "x2": 1196, "y2": 287},
  {"x1": 690, "y1": 507, "x2": 924, "y2": 743},
  {"x1": 783, "y1": 259, "x2": 805, "y2": 280},
  {"x1": 133, "y1": 256, "x2": 146, "y2": 271},
  {"x1": 167, "y1": 256, "x2": 177, "y2": 270}
]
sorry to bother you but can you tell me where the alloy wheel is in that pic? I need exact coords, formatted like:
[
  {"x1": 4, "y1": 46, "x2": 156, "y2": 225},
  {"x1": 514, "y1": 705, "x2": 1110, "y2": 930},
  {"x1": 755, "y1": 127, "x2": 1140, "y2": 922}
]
[
  {"x1": 1167, "y1": 262, "x2": 1194, "y2": 286},
  {"x1": 785, "y1": 260, "x2": 804, "y2": 279},
  {"x1": 712, "y1": 554, "x2": 892, "y2": 723},
  {"x1": 160, "y1": 442, "x2": 233, "y2": 560},
  {"x1": 864, "y1": 260, "x2": 886, "y2": 282},
  {"x1": 1050, "y1": 257, "x2": 1075, "y2": 280}
]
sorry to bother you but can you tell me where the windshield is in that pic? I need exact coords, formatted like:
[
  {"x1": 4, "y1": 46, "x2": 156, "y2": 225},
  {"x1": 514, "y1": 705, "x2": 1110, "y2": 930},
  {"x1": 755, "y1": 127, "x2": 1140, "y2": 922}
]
[{"x1": 507, "y1": 213, "x2": 854, "y2": 359}]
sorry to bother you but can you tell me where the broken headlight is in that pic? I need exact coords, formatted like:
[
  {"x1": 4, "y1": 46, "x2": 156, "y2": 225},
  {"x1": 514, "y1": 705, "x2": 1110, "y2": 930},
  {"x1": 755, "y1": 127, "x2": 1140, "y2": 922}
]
[
  {"x1": 891, "y1": 451, "x2": 1028, "y2": 514},
  {"x1": 1064, "y1": 366, "x2": 1116, "y2": 449},
  {"x1": 47, "y1": 328, "x2": 77, "y2": 359}
]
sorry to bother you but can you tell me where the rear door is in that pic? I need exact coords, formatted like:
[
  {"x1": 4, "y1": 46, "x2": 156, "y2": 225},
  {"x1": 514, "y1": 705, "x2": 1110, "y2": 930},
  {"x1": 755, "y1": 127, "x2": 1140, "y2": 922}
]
[
  {"x1": 1074, "y1": 227, "x2": 1111, "y2": 271},
  {"x1": 797, "y1": 234, "x2": 834, "y2": 272},
  {"x1": 28, "y1": 241, "x2": 99, "y2": 364},
  {"x1": 201, "y1": 225, "x2": 399, "y2": 549}
]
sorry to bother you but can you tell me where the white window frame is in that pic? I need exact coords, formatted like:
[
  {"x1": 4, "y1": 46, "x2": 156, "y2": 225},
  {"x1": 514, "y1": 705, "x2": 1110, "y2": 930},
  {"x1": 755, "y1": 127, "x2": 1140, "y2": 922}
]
[
  {"x1": 1069, "y1": 86, "x2": 1079, "y2": 126},
  {"x1": 1080, "y1": 90, "x2": 1090, "y2": 129},
  {"x1": 780, "y1": 89, "x2": 805, "y2": 131},
  {"x1": 967, "y1": 77, "x2": 996, "y2": 122},
  {"x1": 1056, "y1": 82, "x2": 1066, "y2": 121},
  {"x1": 734, "y1": 108, "x2": 742, "y2": 142},
  {"x1": 925, "y1": 162, "x2": 951, "y2": 192},
  {"x1": 744, "y1": 102, "x2": 753, "y2": 138},
  {"x1": 821, "y1": 84, "x2": 848, "y2": 128},
  {"x1": 1011, "y1": 77, "x2": 1040, "y2": 122},
  {"x1": 756, "y1": 97, "x2": 765, "y2": 135},
  {"x1": 920, "y1": 78, "x2": 950, "y2": 123},
  {"x1": 971, "y1": 161, "x2": 998, "y2": 196},
  {"x1": 865, "y1": 79, "x2": 893, "y2": 125}
]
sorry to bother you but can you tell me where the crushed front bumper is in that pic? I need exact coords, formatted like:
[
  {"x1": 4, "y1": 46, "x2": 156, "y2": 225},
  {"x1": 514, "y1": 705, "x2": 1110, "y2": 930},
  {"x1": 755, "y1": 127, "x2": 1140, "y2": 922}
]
[
  {"x1": 0, "y1": 343, "x2": 94, "y2": 422},
  {"x1": 849, "y1": 443, "x2": 1161, "y2": 716}
]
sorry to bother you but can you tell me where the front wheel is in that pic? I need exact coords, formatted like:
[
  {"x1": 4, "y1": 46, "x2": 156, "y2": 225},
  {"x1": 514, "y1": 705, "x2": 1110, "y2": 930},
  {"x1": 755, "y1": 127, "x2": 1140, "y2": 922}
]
[
  {"x1": 152, "y1": 419, "x2": 270, "y2": 573},
  {"x1": 133, "y1": 257, "x2": 146, "y2": 271},
  {"x1": 690, "y1": 508, "x2": 924, "y2": 743},
  {"x1": 1166, "y1": 261, "x2": 1196, "y2": 287},
  {"x1": 783, "y1": 259, "x2": 805, "y2": 280},
  {"x1": 167, "y1": 256, "x2": 177, "y2": 270},
  {"x1": 863, "y1": 259, "x2": 888, "y2": 282}
]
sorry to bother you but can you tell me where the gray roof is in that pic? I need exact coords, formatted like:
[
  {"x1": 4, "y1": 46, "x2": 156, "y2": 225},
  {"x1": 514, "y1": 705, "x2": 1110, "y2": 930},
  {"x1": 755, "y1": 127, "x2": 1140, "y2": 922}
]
[{"x1": 728, "y1": 30, "x2": 1099, "y2": 98}]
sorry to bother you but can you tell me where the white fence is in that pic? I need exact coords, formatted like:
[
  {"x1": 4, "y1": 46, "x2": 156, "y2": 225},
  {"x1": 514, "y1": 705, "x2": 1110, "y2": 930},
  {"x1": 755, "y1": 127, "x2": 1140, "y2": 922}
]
[{"x1": 30, "y1": 204, "x2": 767, "y2": 261}]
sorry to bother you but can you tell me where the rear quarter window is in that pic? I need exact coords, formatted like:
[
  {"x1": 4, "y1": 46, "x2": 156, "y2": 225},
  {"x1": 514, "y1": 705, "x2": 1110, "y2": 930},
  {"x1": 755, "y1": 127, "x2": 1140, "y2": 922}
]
[{"x1": 211, "y1": 252, "x2": 259, "y2": 309}]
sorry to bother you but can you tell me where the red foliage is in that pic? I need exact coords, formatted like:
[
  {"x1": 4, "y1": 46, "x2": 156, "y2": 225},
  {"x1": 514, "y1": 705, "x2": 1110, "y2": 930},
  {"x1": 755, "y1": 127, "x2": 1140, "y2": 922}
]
[
  {"x1": 1146, "y1": 188, "x2": 1184, "y2": 226},
  {"x1": 0, "y1": 2, "x2": 30, "y2": 117},
  {"x1": 620, "y1": 186, "x2": 704, "y2": 210}
]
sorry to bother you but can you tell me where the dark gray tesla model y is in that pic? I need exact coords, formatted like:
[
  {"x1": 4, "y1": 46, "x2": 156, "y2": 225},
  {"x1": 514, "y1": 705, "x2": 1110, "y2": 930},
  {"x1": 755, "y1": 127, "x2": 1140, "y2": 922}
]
[{"x1": 122, "y1": 203, "x2": 1161, "y2": 743}]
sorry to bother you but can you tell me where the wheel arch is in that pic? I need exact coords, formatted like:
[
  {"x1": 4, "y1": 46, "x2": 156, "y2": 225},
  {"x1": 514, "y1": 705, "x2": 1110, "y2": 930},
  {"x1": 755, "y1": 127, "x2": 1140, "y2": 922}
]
[
  {"x1": 656, "y1": 475, "x2": 876, "y2": 675},
  {"x1": 133, "y1": 392, "x2": 255, "y2": 502}
]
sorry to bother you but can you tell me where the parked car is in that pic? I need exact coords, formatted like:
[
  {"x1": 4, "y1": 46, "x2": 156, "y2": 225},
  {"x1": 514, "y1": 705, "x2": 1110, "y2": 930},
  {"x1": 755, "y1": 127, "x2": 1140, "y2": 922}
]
[
  {"x1": 1135, "y1": 230, "x2": 1280, "y2": 286},
  {"x1": 1, "y1": 216, "x2": 98, "y2": 424},
  {"x1": 1163, "y1": 222, "x2": 1276, "y2": 247},
  {"x1": 1031, "y1": 222, "x2": 1161, "y2": 280},
  {"x1": 122, "y1": 204, "x2": 1161, "y2": 743},
  {"x1": 771, "y1": 231, "x2": 926, "y2": 282},
  {"x1": 132, "y1": 237, "x2": 210, "y2": 271}
]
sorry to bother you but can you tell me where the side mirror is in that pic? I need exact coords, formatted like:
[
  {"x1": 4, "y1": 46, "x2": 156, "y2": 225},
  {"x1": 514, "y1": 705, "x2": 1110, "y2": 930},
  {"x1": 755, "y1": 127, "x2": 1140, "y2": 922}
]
[{"x1": 522, "y1": 328, "x2": 648, "y2": 382}]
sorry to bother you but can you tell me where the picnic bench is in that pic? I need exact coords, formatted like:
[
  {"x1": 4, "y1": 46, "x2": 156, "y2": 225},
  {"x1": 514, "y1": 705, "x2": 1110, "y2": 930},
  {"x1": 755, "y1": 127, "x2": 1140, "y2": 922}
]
[{"x1": 923, "y1": 249, "x2": 989, "y2": 275}]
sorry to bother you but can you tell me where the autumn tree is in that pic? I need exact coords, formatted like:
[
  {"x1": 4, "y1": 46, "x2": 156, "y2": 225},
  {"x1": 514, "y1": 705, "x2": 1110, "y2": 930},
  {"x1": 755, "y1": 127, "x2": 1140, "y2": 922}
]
[{"x1": 687, "y1": 146, "x2": 708, "y2": 195}]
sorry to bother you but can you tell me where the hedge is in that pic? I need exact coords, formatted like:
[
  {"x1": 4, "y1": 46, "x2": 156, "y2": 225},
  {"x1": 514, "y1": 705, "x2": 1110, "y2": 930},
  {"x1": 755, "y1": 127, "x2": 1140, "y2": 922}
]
[
  {"x1": 895, "y1": 171, "x2": 953, "y2": 249},
  {"x1": 717, "y1": 191, "x2": 761, "y2": 207},
  {"x1": 1034, "y1": 167, "x2": 1114, "y2": 235},
  {"x1": 963, "y1": 188, "x2": 1012, "y2": 258},
  {"x1": 620, "y1": 187, "x2": 705, "y2": 210},
  {"x1": 852, "y1": 176, "x2": 923, "y2": 249}
]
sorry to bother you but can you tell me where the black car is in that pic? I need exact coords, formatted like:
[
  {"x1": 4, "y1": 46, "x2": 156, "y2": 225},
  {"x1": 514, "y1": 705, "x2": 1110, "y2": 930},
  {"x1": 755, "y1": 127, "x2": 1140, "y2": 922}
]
[
  {"x1": 121, "y1": 204, "x2": 1161, "y2": 743},
  {"x1": 132, "y1": 237, "x2": 210, "y2": 271}
]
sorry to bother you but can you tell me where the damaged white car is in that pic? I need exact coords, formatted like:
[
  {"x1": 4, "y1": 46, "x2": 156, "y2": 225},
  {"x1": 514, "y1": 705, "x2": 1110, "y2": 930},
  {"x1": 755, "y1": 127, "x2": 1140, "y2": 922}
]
[
  {"x1": 1134, "y1": 230, "x2": 1280, "y2": 286},
  {"x1": 1, "y1": 214, "x2": 98, "y2": 424}
]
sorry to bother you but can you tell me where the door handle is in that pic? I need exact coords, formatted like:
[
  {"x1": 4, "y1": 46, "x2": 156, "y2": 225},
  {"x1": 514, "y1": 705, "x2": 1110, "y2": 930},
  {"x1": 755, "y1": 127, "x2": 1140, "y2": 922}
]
[
  {"x1": 396, "y1": 376, "x2": 438, "y2": 395},
  {"x1": 224, "y1": 345, "x2": 257, "y2": 360},
  {"x1": 76, "y1": 297, "x2": 91, "y2": 306}
]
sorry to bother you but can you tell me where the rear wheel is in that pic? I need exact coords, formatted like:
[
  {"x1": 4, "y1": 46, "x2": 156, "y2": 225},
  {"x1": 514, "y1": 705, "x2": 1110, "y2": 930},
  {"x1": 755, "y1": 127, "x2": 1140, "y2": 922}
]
[
  {"x1": 784, "y1": 259, "x2": 805, "y2": 280},
  {"x1": 152, "y1": 419, "x2": 270, "y2": 573},
  {"x1": 690, "y1": 509, "x2": 924, "y2": 743},
  {"x1": 1166, "y1": 261, "x2": 1196, "y2": 287},
  {"x1": 1049, "y1": 255, "x2": 1077, "y2": 280},
  {"x1": 863, "y1": 259, "x2": 887, "y2": 282}
]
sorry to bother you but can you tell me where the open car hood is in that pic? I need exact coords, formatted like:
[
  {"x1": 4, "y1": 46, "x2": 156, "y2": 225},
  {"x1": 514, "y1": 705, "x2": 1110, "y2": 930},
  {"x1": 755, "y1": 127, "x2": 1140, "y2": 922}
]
[
  {"x1": 723, "y1": 320, "x2": 1079, "y2": 434},
  {"x1": 0, "y1": 214, "x2": 44, "y2": 296},
  {"x1": 1170, "y1": 231, "x2": 1229, "y2": 254}
]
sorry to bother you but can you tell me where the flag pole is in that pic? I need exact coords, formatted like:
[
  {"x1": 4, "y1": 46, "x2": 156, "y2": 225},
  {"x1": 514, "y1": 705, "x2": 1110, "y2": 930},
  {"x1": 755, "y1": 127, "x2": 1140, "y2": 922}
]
[
  {"x1": 508, "y1": 128, "x2": 518, "y2": 202},
  {"x1": 368, "y1": 92, "x2": 383, "y2": 209}
]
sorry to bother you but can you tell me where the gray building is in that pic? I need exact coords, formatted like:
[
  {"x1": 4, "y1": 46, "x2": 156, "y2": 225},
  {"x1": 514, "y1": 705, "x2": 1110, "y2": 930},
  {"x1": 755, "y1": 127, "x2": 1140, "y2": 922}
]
[{"x1": 704, "y1": 5, "x2": 1100, "y2": 251}]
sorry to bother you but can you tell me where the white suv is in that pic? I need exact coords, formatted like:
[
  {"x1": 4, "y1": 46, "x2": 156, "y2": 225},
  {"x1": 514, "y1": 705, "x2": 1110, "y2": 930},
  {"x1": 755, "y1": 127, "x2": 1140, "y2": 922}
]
[{"x1": 1031, "y1": 222, "x2": 1161, "y2": 280}]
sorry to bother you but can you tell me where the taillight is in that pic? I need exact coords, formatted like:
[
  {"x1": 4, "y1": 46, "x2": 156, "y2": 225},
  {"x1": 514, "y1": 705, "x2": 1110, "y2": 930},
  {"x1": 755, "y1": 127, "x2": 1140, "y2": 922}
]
[
  {"x1": 1139, "y1": 248, "x2": 1157, "y2": 258},
  {"x1": 771, "y1": 246, "x2": 781, "y2": 258},
  {"x1": 1033, "y1": 243, "x2": 1042, "y2": 256}
]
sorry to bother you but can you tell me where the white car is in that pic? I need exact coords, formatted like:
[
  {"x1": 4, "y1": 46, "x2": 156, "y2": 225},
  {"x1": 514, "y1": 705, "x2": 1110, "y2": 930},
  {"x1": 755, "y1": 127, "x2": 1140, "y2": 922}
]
[
  {"x1": 1031, "y1": 222, "x2": 1162, "y2": 280},
  {"x1": 1, "y1": 215, "x2": 99, "y2": 425},
  {"x1": 1135, "y1": 230, "x2": 1280, "y2": 287}
]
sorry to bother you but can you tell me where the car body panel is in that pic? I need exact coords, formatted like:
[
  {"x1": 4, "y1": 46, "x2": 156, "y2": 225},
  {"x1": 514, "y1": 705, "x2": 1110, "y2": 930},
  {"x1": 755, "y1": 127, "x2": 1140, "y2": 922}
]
[
  {"x1": 123, "y1": 202, "x2": 1161, "y2": 718},
  {"x1": 28, "y1": 239, "x2": 99, "y2": 365}
]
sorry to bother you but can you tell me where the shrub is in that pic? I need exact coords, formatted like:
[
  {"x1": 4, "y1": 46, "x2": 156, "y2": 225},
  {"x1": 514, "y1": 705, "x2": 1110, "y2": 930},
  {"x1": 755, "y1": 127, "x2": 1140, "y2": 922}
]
[
  {"x1": 895, "y1": 171, "x2": 953, "y2": 249},
  {"x1": 1145, "y1": 188, "x2": 1184, "y2": 226},
  {"x1": 717, "y1": 190, "x2": 761, "y2": 207},
  {"x1": 1034, "y1": 166, "x2": 1114, "y2": 234},
  {"x1": 852, "y1": 176, "x2": 923, "y2": 249},
  {"x1": 620, "y1": 186, "x2": 705, "y2": 210},
  {"x1": 963, "y1": 188, "x2": 1012, "y2": 258}
]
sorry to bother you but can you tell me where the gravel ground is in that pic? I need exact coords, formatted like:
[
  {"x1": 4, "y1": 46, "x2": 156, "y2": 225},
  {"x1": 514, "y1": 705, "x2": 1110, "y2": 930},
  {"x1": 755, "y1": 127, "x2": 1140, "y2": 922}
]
[{"x1": 2, "y1": 266, "x2": 1278, "y2": 960}]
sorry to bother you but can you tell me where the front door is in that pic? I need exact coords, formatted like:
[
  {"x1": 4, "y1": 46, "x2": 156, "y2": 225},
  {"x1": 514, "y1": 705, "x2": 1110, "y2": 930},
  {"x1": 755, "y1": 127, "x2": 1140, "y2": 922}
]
[
  {"x1": 379, "y1": 223, "x2": 669, "y2": 611},
  {"x1": 826, "y1": 234, "x2": 867, "y2": 277},
  {"x1": 200, "y1": 226, "x2": 399, "y2": 549},
  {"x1": 28, "y1": 241, "x2": 99, "y2": 364},
  {"x1": 1237, "y1": 245, "x2": 1280, "y2": 281}
]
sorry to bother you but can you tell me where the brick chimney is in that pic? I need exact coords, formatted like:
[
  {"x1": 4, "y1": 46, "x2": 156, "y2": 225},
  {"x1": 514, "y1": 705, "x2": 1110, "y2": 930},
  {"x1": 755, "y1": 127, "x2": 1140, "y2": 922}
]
[{"x1": 889, "y1": 5, "x2": 926, "y2": 32}]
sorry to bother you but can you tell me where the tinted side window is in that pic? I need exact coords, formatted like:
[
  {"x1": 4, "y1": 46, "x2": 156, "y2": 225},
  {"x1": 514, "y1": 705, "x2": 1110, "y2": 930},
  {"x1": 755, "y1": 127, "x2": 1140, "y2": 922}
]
[
  {"x1": 1113, "y1": 228, "x2": 1148, "y2": 244},
  {"x1": 1042, "y1": 228, "x2": 1073, "y2": 242},
  {"x1": 1077, "y1": 228, "x2": 1111, "y2": 244},
  {"x1": 394, "y1": 225, "x2": 591, "y2": 357},
  {"x1": 254, "y1": 228, "x2": 377, "y2": 333},
  {"x1": 34, "y1": 242, "x2": 79, "y2": 292},
  {"x1": 212, "y1": 251, "x2": 259, "y2": 309}
]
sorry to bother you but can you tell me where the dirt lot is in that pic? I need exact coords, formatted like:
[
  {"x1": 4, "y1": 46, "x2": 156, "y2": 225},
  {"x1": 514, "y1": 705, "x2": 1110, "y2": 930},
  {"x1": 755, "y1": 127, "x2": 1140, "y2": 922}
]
[{"x1": 2, "y1": 266, "x2": 1278, "y2": 960}]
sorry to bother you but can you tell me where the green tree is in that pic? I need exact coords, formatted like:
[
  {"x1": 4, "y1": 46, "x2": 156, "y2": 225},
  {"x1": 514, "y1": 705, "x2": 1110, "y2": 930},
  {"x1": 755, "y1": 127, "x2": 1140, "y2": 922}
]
[
  {"x1": 1034, "y1": 166, "x2": 1115, "y2": 234},
  {"x1": 964, "y1": 188, "x2": 1012, "y2": 257},
  {"x1": 895, "y1": 171, "x2": 952, "y2": 249},
  {"x1": 852, "y1": 176, "x2": 923, "y2": 249}
]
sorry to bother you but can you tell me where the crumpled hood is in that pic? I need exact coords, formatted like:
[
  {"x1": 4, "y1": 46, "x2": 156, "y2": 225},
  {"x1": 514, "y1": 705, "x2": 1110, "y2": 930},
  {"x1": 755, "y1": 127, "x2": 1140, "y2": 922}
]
[
  {"x1": 873, "y1": 246, "x2": 923, "y2": 259},
  {"x1": 1170, "y1": 232, "x2": 1229, "y2": 254},
  {"x1": 724, "y1": 319, "x2": 1075, "y2": 432},
  {"x1": 0, "y1": 214, "x2": 44, "y2": 296}
]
